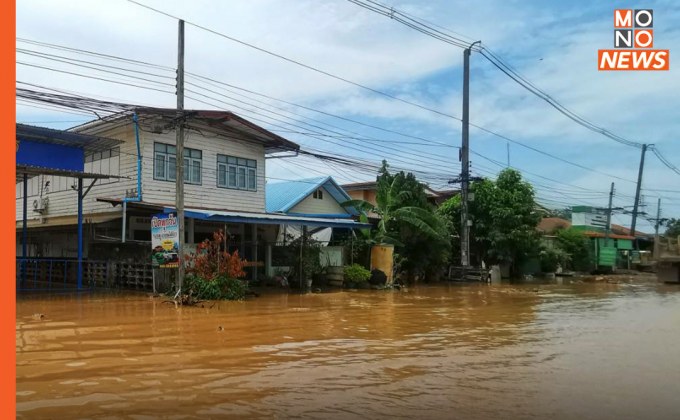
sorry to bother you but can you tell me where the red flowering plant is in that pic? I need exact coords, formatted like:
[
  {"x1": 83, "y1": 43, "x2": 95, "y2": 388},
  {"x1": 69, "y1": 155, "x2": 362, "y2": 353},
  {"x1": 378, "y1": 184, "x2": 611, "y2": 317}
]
[{"x1": 183, "y1": 230, "x2": 248, "y2": 300}]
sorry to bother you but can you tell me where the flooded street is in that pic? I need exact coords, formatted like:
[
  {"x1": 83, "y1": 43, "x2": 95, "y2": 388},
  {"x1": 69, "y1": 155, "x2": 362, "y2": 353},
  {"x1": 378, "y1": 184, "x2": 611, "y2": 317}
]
[{"x1": 16, "y1": 280, "x2": 680, "y2": 419}]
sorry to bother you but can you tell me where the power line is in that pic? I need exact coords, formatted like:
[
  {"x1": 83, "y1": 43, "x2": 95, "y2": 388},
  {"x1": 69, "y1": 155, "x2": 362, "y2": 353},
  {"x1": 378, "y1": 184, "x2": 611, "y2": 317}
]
[
  {"x1": 651, "y1": 146, "x2": 680, "y2": 176},
  {"x1": 17, "y1": 37, "x2": 649, "y2": 188},
  {"x1": 478, "y1": 48, "x2": 644, "y2": 149},
  {"x1": 347, "y1": 0, "x2": 646, "y2": 150},
  {"x1": 17, "y1": 36, "x2": 680, "y2": 203},
  {"x1": 125, "y1": 0, "x2": 462, "y2": 121},
  {"x1": 16, "y1": 37, "x2": 175, "y2": 71},
  {"x1": 346, "y1": 0, "x2": 480, "y2": 50},
  {"x1": 17, "y1": 48, "x2": 175, "y2": 80},
  {"x1": 17, "y1": 62, "x2": 175, "y2": 94}
]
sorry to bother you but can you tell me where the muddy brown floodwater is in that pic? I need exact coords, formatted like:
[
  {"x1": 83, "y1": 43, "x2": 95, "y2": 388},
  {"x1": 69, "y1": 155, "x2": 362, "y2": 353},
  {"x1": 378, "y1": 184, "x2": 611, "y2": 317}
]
[{"x1": 16, "y1": 279, "x2": 680, "y2": 419}]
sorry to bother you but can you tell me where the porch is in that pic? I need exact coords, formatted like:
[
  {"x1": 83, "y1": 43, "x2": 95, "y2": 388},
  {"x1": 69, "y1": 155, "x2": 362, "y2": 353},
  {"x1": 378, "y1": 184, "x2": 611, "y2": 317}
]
[{"x1": 16, "y1": 200, "x2": 368, "y2": 292}]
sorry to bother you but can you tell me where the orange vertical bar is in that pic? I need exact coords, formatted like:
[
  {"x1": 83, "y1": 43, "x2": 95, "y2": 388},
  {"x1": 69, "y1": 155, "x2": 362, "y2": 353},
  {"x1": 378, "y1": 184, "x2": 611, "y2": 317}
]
[{"x1": 0, "y1": 0, "x2": 17, "y2": 418}]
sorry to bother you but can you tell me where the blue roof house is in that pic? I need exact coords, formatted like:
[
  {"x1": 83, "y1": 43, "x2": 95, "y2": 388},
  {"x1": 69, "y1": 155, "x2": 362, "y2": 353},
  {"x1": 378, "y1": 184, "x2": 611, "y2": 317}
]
[
  {"x1": 266, "y1": 176, "x2": 359, "y2": 219},
  {"x1": 265, "y1": 176, "x2": 361, "y2": 277}
]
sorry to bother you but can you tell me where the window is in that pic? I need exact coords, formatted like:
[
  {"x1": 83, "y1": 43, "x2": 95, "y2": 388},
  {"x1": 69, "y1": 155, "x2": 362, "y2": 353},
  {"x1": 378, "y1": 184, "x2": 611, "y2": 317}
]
[
  {"x1": 154, "y1": 143, "x2": 201, "y2": 184},
  {"x1": 313, "y1": 189, "x2": 323, "y2": 199},
  {"x1": 217, "y1": 155, "x2": 257, "y2": 191},
  {"x1": 183, "y1": 148, "x2": 202, "y2": 185},
  {"x1": 81, "y1": 147, "x2": 120, "y2": 189},
  {"x1": 154, "y1": 143, "x2": 176, "y2": 181}
]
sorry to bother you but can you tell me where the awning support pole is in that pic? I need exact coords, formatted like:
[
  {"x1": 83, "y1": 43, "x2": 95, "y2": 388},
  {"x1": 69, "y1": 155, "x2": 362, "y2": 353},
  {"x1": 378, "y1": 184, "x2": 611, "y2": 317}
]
[
  {"x1": 22, "y1": 173, "x2": 28, "y2": 285},
  {"x1": 77, "y1": 177, "x2": 83, "y2": 289},
  {"x1": 252, "y1": 224, "x2": 258, "y2": 282}
]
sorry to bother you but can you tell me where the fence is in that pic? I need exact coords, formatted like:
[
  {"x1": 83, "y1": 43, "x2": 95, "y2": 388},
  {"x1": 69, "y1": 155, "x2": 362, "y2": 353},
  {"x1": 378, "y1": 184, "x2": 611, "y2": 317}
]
[{"x1": 16, "y1": 258, "x2": 157, "y2": 292}]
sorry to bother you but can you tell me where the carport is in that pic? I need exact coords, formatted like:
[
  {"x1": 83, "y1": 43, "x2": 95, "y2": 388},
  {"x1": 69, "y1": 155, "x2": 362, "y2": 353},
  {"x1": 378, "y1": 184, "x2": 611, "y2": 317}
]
[{"x1": 16, "y1": 124, "x2": 123, "y2": 290}]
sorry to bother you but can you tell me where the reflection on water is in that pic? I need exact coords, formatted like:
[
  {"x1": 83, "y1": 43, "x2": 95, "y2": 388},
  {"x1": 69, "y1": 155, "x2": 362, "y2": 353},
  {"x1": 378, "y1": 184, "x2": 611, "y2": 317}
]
[{"x1": 16, "y1": 280, "x2": 680, "y2": 419}]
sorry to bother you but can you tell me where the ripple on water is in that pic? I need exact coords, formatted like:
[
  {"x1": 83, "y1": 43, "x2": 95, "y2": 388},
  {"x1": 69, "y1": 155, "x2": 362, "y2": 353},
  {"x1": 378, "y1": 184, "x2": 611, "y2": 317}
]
[
  {"x1": 65, "y1": 362, "x2": 86, "y2": 367},
  {"x1": 14, "y1": 282, "x2": 680, "y2": 419}
]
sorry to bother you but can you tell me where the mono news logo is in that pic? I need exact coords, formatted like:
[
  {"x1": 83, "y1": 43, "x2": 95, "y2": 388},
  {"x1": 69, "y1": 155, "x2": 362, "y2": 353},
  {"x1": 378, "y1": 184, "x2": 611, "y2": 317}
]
[{"x1": 598, "y1": 9, "x2": 670, "y2": 71}]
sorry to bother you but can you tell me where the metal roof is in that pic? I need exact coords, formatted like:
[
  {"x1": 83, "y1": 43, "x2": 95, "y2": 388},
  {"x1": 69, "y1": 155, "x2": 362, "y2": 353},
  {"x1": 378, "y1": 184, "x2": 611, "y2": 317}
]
[
  {"x1": 16, "y1": 165, "x2": 127, "y2": 184},
  {"x1": 266, "y1": 176, "x2": 358, "y2": 215},
  {"x1": 95, "y1": 198, "x2": 369, "y2": 229},
  {"x1": 17, "y1": 123, "x2": 123, "y2": 153},
  {"x1": 72, "y1": 108, "x2": 300, "y2": 154},
  {"x1": 164, "y1": 207, "x2": 370, "y2": 229}
]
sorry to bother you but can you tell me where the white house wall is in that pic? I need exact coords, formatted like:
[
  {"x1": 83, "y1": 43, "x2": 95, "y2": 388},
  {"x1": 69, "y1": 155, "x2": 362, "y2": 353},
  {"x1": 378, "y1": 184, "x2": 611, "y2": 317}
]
[
  {"x1": 140, "y1": 127, "x2": 266, "y2": 213},
  {"x1": 16, "y1": 124, "x2": 137, "y2": 224},
  {"x1": 290, "y1": 187, "x2": 348, "y2": 215},
  {"x1": 16, "y1": 120, "x2": 268, "y2": 225}
]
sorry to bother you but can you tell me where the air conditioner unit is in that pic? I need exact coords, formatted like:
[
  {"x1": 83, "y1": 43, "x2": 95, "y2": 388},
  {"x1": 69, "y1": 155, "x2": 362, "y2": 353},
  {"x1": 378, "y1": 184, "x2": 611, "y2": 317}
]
[{"x1": 32, "y1": 197, "x2": 49, "y2": 214}]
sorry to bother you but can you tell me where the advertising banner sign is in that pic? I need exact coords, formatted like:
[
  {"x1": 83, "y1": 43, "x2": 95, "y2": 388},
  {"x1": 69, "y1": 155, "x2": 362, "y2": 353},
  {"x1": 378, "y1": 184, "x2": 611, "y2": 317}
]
[{"x1": 151, "y1": 212, "x2": 179, "y2": 268}]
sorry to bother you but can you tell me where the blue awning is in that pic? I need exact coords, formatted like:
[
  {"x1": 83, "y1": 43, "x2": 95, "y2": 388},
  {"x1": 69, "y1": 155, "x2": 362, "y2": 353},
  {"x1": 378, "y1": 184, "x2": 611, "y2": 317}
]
[{"x1": 163, "y1": 207, "x2": 371, "y2": 229}]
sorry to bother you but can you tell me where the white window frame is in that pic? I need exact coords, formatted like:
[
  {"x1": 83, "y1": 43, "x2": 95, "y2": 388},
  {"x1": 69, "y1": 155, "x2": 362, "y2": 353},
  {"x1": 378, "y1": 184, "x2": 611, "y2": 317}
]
[
  {"x1": 183, "y1": 148, "x2": 202, "y2": 185},
  {"x1": 154, "y1": 143, "x2": 176, "y2": 182},
  {"x1": 217, "y1": 154, "x2": 257, "y2": 191},
  {"x1": 154, "y1": 143, "x2": 201, "y2": 185}
]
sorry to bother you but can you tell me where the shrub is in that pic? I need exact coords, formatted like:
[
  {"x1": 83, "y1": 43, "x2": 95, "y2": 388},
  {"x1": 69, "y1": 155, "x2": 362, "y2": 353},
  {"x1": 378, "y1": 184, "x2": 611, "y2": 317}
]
[
  {"x1": 182, "y1": 229, "x2": 249, "y2": 301},
  {"x1": 185, "y1": 274, "x2": 222, "y2": 300},
  {"x1": 184, "y1": 230, "x2": 247, "y2": 280},
  {"x1": 185, "y1": 274, "x2": 248, "y2": 301},
  {"x1": 343, "y1": 264, "x2": 371, "y2": 285},
  {"x1": 220, "y1": 276, "x2": 248, "y2": 301},
  {"x1": 539, "y1": 247, "x2": 568, "y2": 273},
  {"x1": 556, "y1": 228, "x2": 594, "y2": 272}
]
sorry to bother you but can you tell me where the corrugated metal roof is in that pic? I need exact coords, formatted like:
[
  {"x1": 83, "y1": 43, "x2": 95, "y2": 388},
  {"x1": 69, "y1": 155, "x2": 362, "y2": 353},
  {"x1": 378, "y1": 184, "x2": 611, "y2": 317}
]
[
  {"x1": 266, "y1": 176, "x2": 358, "y2": 215},
  {"x1": 71, "y1": 109, "x2": 300, "y2": 154},
  {"x1": 17, "y1": 165, "x2": 126, "y2": 182},
  {"x1": 163, "y1": 207, "x2": 370, "y2": 229},
  {"x1": 17, "y1": 123, "x2": 123, "y2": 153}
]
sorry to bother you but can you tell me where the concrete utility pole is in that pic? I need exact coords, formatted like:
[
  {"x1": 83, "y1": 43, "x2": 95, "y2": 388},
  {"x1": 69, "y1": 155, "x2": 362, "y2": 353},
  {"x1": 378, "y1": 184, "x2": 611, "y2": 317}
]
[
  {"x1": 654, "y1": 198, "x2": 661, "y2": 259},
  {"x1": 460, "y1": 41, "x2": 481, "y2": 267},
  {"x1": 506, "y1": 142, "x2": 510, "y2": 167},
  {"x1": 176, "y1": 19, "x2": 186, "y2": 295},
  {"x1": 630, "y1": 144, "x2": 648, "y2": 245},
  {"x1": 605, "y1": 182, "x2": 614, "y2": 246}
]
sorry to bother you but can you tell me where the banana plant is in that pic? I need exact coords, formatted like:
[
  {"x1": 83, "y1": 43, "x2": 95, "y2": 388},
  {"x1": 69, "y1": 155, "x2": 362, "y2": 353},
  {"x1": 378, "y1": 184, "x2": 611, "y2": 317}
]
[{"x1": 342, "y1": 177, "x2": 444, "y2": 246}]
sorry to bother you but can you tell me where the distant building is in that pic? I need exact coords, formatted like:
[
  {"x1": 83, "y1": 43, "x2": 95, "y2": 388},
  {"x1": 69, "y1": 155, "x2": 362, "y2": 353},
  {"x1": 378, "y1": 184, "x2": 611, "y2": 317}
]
[
  {"x1": 536, "y1": 206, "x2": 653, "y2": 271},
  {"x1": 341, "y1": 181, "x2": 458, "y2": 218}
]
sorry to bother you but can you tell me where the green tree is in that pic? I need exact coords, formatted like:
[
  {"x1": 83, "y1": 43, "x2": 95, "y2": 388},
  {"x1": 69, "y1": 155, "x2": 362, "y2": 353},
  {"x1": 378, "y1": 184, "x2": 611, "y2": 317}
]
[
  {"x1": 436, "y1": 193, "x2": 461, "y2": 260},
  {"x1": 343, "y1": 161, "x2": 449, "y2": 281},
  {"x1": 664, "y1": 218, "x2": 680, "y2": 237},
  {"x1": 555, "y1": 228, "x2": 594, "y2": 272},
  {"x1": 344, "y1": 161, "x2": 443, "y2": 245},
  {"x1": 440, "y1": 168, "x2": 541, "y2": 275}
]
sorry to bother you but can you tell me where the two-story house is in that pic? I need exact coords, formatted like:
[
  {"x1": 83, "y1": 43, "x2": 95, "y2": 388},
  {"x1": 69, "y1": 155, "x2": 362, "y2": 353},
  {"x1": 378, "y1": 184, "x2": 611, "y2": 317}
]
[{"x1": 16, "y1": 108, "x2": 365, "y2": 288}]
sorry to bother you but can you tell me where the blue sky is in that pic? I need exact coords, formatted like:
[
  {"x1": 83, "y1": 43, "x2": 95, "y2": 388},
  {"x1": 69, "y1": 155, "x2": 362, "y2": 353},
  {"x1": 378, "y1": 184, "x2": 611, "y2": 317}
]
[{"x1": 16, "y1": 0, "x2": 680, "y2": 233}]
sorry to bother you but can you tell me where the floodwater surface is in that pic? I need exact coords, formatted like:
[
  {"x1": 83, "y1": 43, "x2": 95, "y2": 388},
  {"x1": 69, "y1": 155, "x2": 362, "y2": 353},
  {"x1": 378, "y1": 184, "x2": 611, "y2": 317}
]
[{"x1": 16, "y1": 280, "x2": 680, "y2": 419}]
